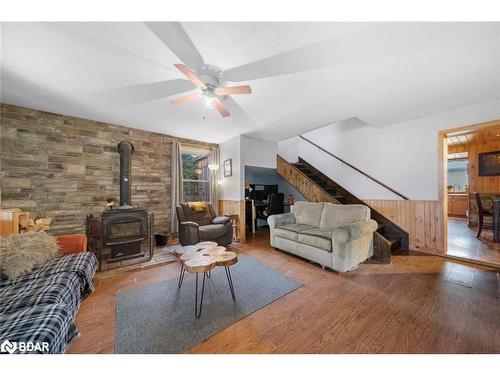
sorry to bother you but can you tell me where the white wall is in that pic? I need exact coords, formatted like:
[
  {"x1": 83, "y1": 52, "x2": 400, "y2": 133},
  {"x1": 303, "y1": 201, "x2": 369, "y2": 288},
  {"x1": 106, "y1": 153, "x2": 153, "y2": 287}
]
[
  {"x1": 241, "y1": 135, "x2": 278, "y2": 169},
  {"x1": 219, "y1": 135, "x2": 242, "y2": 200},
  {"x1": 278, "y1": 99, "x2": 500, "y2": 200},
  {"x1": 219, "y1": 135, "x2": 279, "y2": 201},
  {"x1": 279, "y1": 136, "x2": 403, "y2": 200}
]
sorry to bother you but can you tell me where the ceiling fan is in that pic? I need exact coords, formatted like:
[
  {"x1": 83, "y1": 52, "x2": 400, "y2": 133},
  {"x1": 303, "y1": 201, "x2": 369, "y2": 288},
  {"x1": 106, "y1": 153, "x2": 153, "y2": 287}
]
[
  {"x1": 169, "y1": 63, "x2": 252, "y2": 118},
  {"x1": 94, "y1": 23, "x2": 258, "y2": 123}
]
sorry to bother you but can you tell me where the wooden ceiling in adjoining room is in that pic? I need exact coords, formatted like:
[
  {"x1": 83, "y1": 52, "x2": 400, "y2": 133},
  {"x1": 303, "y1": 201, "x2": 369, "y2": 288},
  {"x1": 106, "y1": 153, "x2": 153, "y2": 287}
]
[
  {"x1": 447, "y1": 124, "x2": 500, "y2": 152},
  {"x1": 446, "y1": 134, "x2": 475, "y2": 146}
]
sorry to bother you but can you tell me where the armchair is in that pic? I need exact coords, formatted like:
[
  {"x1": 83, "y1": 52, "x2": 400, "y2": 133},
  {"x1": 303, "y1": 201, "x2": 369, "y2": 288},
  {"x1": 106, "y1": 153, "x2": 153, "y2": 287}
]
[{"x1": 176, "y1": 203, "x2": 233, "y2": 246}]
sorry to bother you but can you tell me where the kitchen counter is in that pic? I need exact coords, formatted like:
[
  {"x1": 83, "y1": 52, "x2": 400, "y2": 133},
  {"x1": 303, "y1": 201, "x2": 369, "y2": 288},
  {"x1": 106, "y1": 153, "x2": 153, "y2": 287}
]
[{"x1": 448, "y1": 192, "x2": 469, "y2": 196}]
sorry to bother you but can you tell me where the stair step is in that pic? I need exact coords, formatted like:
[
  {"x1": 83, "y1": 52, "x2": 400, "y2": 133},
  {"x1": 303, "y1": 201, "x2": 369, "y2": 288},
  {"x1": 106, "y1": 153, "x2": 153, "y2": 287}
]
[
  {"x1": 316, "y1": 182, "x2": 329, "y2": 188},
  {"x1": 387, "y1": 238, "x2": 401, "y2": 250},
  {"x1": 386, "y1": 234, "x2": 402, "y2": 242}
]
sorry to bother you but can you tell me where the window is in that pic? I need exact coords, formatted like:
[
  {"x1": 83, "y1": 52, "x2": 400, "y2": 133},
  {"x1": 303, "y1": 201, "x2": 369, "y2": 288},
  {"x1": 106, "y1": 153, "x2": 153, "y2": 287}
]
[{"x1": 181, "y1": 147, "x2": 211, "y2": 202}]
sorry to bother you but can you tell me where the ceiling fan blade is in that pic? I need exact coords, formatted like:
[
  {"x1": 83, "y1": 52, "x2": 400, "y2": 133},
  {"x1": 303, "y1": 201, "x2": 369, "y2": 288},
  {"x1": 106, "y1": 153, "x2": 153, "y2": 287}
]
[
  {"x1": 88, "y1": 79, "x2": 196, "y2": 107},
  {"x1": 215, "y1": 85, "x2": 252, "y2": 95},
  {"x1": 212, "y1": 98, "x2": 231, "y2": 118},
  {"x1": 144, "y1": 22, "x2": 204, "y2": 70},
  {"x1": 221, "y1": 96, "x2": 254, "y2": 126},
  {"x1": 174, "y1": 64, "x2": 206, "y2": 89},
  {"x1": 222, "y1": 23, "x2": 477, "y2": 82},
  {"x1": 169, "y1": 92, "x2": 202, "y2": 106}
]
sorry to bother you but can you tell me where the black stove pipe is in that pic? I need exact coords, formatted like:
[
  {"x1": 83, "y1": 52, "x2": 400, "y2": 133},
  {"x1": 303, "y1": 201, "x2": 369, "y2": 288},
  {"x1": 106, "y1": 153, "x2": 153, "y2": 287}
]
[{"x1": 117, "y1": 141, "x2": 134, "y2": 209}]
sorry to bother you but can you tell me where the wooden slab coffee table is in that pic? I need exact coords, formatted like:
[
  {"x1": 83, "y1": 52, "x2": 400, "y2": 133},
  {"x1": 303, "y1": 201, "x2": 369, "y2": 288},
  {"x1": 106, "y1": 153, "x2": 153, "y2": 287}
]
[
  {"x1": 177, "y1": 243, "x2": 238, "y2": 318},
  {"x1": 173, "y1": 241, "x2": 217, "y2": 258},
  {"x1": 177, "y1": 245, "x2": 225, "y2": 288}
]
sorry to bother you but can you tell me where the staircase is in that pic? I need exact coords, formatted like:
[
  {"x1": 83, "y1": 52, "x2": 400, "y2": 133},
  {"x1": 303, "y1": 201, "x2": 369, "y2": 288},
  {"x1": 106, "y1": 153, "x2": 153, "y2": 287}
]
[{"x1": 277, "y1": 155, "x2": 409, "y2": 263}]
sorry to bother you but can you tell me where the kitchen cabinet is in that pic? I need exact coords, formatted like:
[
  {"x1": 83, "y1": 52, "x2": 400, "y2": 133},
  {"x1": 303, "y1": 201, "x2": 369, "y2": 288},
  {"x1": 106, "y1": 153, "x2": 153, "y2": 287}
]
[{"x1": 448, "y1": 194, "x2": 468, "y2": 217}]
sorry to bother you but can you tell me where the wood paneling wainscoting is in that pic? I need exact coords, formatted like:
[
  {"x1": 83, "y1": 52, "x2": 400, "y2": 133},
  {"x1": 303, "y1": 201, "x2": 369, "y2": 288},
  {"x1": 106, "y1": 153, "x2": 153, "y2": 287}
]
[
  {"x1": 219, "y1": 200, "x2": 246, "y2": 241},
  {"x1": 276, "y1": 155, "x2": 338, "y2": 204},
  {"x1": 364, "y1": 200, "x2": 443, "y2": 252},
  {"x1": 467, "y1": 139, "x2": 500, "y2": 193}
]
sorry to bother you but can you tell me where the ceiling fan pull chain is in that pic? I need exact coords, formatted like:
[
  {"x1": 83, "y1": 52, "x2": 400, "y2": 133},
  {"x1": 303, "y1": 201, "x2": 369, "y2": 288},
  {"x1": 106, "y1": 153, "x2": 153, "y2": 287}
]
[{"x1": 202, "y1": 101, "x2": 208, "y2": 120}]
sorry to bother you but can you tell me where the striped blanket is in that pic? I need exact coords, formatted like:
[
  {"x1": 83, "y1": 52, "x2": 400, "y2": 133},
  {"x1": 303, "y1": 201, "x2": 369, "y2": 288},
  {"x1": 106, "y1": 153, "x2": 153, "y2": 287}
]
[{"x1": 0, "y1": 252, "x2": 97, "y2": 354}]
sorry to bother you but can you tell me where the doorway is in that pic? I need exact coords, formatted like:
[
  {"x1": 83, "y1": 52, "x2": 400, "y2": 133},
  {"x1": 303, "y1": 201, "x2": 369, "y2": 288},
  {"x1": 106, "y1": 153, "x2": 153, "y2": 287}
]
[{"x1": 439, "y1": 121, "x2": 500, "y2": 267}]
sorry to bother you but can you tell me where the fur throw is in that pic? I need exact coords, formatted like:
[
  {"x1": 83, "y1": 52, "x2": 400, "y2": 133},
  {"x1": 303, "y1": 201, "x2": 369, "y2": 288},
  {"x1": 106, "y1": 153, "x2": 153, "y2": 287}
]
[{"x1": 0, "y1": 231, "x2": 62, "y2": 279}]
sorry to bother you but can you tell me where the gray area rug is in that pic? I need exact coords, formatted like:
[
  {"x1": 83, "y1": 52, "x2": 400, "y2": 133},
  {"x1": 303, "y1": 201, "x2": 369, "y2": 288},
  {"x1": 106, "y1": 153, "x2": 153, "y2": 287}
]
[{"x1": 115, "y1": 255, "x2": 302, "y2": 353}]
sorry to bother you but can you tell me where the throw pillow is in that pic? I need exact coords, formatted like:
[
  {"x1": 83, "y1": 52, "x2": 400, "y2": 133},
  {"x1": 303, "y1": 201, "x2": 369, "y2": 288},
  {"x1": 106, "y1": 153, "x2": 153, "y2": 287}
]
[
  {"x1": 186, "y1": 202, "x2": 212, "y2": 226},
  {"x1": 188, "y1": 201, "x2": 207, "y2": 212},
  {"x1": 0, "y1": 231, "x2": 62, "y2": 279}
]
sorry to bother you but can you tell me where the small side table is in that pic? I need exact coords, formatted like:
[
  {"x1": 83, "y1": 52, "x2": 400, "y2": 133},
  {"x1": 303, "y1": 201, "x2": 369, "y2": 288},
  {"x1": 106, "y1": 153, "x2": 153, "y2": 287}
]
[{"x1": 225, "y1": 213, "x2": 240, "y2": 242}]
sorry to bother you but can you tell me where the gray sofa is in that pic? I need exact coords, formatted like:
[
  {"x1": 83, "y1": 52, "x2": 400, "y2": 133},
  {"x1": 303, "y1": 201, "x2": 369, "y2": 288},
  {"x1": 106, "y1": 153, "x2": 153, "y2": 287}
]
[
  {"x1": 268, "y1": 202, "x2": 378, "y2": 272},
  {"x1": 176, "y1": 203, "x2": 233, "y2": 246}
]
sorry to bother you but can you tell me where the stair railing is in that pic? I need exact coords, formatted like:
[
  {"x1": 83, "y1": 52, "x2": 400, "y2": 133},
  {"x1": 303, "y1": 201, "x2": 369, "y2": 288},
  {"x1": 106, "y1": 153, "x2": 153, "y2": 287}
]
[{"x1": 299, "y1": 135, "x2": 409, "y2": 200}]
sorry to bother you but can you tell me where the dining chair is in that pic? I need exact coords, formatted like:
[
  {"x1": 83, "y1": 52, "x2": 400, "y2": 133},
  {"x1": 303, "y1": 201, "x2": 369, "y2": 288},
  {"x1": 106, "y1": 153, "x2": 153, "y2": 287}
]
[{"x1": 474, "y1": 192, "x2": 494, "y2": 239}]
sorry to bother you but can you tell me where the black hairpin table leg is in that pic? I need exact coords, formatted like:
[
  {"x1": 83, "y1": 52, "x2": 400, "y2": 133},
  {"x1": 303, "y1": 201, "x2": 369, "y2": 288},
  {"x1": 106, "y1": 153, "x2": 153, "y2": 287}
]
[
  {"x1": 177, "y1": 264, "x2": 186, "y2": 289},
  {"x1": 194, "y1": 272, "x2": 207, "y2": 318},
  {"x1": 224, "y1": 266, "x2": 236, "y2": 302}
]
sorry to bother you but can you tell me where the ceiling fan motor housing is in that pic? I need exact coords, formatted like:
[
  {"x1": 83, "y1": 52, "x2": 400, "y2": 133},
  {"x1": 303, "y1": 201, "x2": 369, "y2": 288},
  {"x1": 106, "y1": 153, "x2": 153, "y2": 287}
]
[{"x1": 196, "y1": 64, "x2": 223, "y2": 93}]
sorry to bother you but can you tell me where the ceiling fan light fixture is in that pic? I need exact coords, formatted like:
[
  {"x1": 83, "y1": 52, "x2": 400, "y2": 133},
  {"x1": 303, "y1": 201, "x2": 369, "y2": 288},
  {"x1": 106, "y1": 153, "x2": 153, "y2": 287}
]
[
  {"x1": 203, "y1": 95, "x2": 214, "y2": 109},
  {"x1": 168, "y1": 63, "x2": 244, "y2": 118}
]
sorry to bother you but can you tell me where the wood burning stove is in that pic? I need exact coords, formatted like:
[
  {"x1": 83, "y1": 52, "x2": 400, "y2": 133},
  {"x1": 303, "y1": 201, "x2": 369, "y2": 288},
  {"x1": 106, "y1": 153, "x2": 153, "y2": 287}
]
[
  {"x1": 102, "y1": 208, "x2": 148, "y2": 261},
  {"x1": 86, "y1": 141, "x2": 154, "y2": 271}
]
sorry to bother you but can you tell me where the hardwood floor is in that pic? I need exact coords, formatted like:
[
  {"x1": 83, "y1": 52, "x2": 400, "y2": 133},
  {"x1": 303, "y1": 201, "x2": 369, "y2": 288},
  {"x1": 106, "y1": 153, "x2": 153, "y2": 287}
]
[
  {"x1": 67, "y1": 231, "x2": 500, "y2": 354},
  {"x1": 447, "y1": 217, "x2": 500, "y2": 265}
]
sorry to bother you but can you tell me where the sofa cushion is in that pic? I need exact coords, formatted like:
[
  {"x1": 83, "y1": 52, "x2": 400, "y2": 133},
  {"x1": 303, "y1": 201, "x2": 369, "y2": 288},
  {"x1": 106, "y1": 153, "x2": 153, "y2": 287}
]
[
  {"x1": 293, "y1": 202, "x2": 324, "y2": 227},
  {"x1": 274, "y1": 228, "x2": 298, "y2": 241},
  {"x1": 278, "y1": 223, "x2": 315, "y2": 232},
  {"x1": 199, "y1": 224, "x2": 228, "y2": 240},
  {"x1": 300, "y1": 228, "x2": 333, "y2": 239},
  {"x1": 319, "y1": 203, "x2": 370, "y2": 230},
  {"x1": 297, "y1": 228, "x2": 333, "y2": 252},
  {"x1": 274, "y1": 223, "x2": 315, "y2": 242}
]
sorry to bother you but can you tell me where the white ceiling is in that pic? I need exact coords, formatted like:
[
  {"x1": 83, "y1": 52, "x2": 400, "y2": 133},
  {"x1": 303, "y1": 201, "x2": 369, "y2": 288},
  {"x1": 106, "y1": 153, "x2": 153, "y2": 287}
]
[{"x1": 1, "y1": 22, "x2": 499, "y2": 144}]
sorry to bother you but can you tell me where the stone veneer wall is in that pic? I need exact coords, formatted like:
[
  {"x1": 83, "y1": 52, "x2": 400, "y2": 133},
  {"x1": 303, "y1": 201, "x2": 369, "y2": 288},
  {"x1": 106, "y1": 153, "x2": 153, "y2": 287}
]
[{"x1": 0, "y1": 104, "x2": 216, "y2": 235}]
